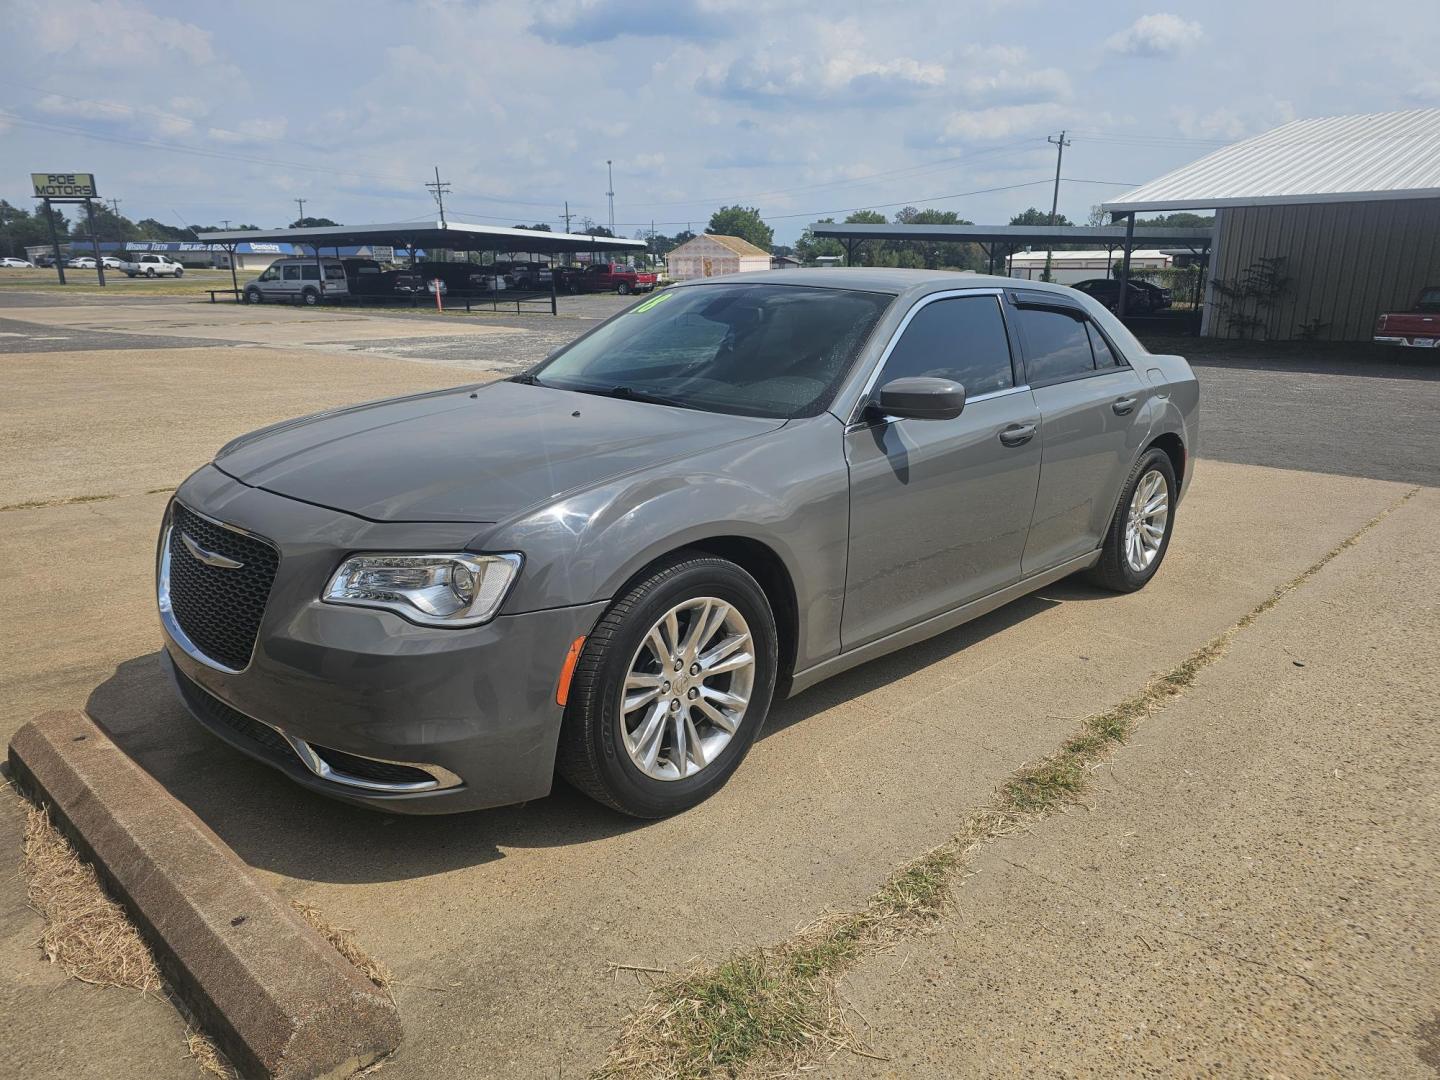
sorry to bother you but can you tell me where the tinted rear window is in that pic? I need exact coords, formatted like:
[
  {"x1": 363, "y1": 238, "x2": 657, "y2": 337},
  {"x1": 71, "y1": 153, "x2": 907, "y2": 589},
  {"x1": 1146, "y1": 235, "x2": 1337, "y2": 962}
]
[{"x1": 1018, "y1": 308, "x2": 1095, "y2": 383}]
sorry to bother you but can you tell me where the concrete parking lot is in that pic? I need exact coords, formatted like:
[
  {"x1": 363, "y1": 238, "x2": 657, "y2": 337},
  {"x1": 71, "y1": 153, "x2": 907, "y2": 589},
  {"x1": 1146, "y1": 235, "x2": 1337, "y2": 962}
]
[{"x1": 1, "y1": 292, "x2": 1435, "y2": 1077}]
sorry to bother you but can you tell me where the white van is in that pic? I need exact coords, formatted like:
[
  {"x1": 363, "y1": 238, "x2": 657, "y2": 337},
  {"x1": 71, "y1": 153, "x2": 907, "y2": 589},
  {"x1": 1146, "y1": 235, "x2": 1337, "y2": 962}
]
[{"x1": 243, "y1": 258, "x2": 350, "y2": 305}]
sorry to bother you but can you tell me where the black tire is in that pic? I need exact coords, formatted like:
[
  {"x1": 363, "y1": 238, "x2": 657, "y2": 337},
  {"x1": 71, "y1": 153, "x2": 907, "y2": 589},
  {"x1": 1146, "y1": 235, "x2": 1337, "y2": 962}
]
[
  {"x1": 617, "y1": 282, "x2": 631, "y2": 295},
  {"x1": 145, "y1": 267, "x2": 156, "y2": 278},
  {"x1": 174, "y1": 268, "x2": 183, "y2": 278},
  {"x1": 1088, "y1": 448, "x2": 1177, "y2": 593},
  {"x1": 301, "y1": 288, "x2": 320, "y2": 306},
  {"x1": 244, "y1": 288, "x2": 263, "y2": 304},
  {"x1": 556, "y1": 552, "x2": 779, "y2": 818}
]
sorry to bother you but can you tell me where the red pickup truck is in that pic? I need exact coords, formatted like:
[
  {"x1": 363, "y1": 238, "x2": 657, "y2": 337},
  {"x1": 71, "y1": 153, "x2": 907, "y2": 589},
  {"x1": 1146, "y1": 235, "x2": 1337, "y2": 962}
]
[
  {"x1": 1374, "y1": 286, "x2": 1440, "y2": 348},
  {"x1": 566, "y1": 262, "x2": 657, "y2": 295}
]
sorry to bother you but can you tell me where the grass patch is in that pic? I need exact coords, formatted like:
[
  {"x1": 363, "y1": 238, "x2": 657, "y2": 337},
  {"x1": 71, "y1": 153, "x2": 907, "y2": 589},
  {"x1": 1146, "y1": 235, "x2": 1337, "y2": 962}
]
[
  {"x1": 595, "y1": 487, "x2": 1418, "y2": 1079},
  {"x1": 291, "y1": 900, "x2": 394, "y2": 999}
]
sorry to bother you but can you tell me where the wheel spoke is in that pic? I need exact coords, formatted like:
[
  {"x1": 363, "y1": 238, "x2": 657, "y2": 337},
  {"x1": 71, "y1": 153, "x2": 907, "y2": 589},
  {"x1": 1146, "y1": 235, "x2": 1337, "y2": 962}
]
[
  {"x1": 693, "y1": 695, "x2": 737, "y2": 733},
  {"x1": 632, "y1": 703, "x2": 667, "y2": 771},
  {"x1": 679, "y1": 599, "x2": 712, "y2": 658},
  {"x1": 701, "y1": 685, "x2": 748, "y2": 711},
  {"x1": 670, "y1": 712, "x2": 688, "y2": 775},
  {"x1": 624, "y1": 684, "x2": 663, "y2": 712},
  {"x1": 684, "y1": 715, "x2": 706, "y2": 769}
]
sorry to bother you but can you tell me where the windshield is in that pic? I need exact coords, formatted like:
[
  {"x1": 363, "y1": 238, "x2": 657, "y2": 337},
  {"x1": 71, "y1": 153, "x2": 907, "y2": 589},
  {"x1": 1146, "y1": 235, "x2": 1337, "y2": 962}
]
[{"x1": 529, "y1": 283, "x2": 892, "y2": 419}]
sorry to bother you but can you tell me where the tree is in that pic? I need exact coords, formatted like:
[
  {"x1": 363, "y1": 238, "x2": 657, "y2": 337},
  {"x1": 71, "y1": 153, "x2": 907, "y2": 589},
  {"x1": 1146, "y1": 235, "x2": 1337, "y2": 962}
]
[
  {"x1": 706, "y1": 205, "x2": 773, "y2": 251},
  {"x1": 843, "y1": 210, "x2": 887, "y2": 225},
  {"x1": 793, "y1": 219, "x2": 844, "y2": 265},
  {"x1": 135, "y1": 218, "x2": 193, "y2": 241},
  {"x1": 289, "y1": 216, "x2": 340, "y2": 228},
  {"x1": 1138, "y1": 211, "x2": 1213, "y2": 229},
  {"x1": 890, "y1": 207, "x2": 982, "y2": 270},
  {"x1": 70, "y1": 202, "x2": 140, "y2": 243},
  {"x1": 0, "y1": 200, "x2": 69, "y2": 258},
  {"x1": 514, "y1": 223, "x2": 552, "y2": 231},
  {"x1": 1009, "y1": 207, "x2": 1073, "y2": 227}
]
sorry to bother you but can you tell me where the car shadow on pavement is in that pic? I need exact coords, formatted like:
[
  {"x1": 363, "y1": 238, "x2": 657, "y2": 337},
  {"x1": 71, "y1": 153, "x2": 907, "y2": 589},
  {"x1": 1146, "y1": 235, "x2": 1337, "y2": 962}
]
[{"x1": 85, "y1": 584, "x2": 1087, "y2": 885}]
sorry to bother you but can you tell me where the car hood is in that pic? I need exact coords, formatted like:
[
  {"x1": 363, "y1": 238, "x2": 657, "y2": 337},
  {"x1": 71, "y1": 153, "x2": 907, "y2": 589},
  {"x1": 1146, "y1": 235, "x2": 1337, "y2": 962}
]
[{"x1": 214, "y1": 380, "x2": 785, "y2": 523}]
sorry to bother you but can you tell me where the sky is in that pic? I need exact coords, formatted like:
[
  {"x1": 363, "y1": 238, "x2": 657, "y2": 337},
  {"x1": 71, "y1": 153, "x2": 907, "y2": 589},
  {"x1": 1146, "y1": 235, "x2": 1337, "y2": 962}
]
[{"x1": 2, "y1": 0, "x2": 1438, "y2": 245}]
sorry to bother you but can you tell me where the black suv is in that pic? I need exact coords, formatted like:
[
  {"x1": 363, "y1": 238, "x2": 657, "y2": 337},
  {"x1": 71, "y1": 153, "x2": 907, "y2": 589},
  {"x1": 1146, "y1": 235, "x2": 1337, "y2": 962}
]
[{"x1": 1072, "y1": 278, "x2": 1171, "y2": 314}]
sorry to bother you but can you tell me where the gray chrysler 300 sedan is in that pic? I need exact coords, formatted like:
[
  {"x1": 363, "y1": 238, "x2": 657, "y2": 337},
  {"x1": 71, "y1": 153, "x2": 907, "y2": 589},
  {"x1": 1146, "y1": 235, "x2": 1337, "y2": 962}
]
[{"x1": 159, "y1": 269, "x2": 1197, "y2": 817}]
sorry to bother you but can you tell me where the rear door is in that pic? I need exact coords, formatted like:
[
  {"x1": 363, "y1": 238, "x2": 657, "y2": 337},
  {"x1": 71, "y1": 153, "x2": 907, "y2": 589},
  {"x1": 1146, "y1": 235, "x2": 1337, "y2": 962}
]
[
  {"x1": 842, "y1": 291, "x2": 1042, "y2": 648},
  {"x1": 280, "y1": 262, "x2": 303, "y2": 298},
  {"x1": 1011, "y1": 292, "x2": 1148, "y2": 574}
]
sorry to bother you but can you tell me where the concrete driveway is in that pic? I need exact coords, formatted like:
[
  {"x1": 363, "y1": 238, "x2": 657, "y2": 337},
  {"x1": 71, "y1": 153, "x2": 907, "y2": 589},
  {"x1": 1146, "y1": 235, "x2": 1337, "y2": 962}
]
[{"x1": 1, "y1": 296, "x2": 1435, "y2": 1077}]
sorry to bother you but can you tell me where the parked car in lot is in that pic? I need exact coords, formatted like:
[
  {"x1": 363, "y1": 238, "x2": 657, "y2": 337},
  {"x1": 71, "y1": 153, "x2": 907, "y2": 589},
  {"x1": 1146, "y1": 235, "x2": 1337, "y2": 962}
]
[
  {"x1": 120, "y1": 252, "x2": 185, "y2": 278},
  {"x1": 1373, "y1": 286, "x2": 1440, "y2": 347},
  {"x1": 101, "y1": 256, "x2": 126, "y2": 270},
  {"x1": 0, "y1": 256, "x2": 35, "y2": 268},
  {"x1": 68, "y1": 256, "x2": 97, "y2": 269},
  {"x1": 503, "y1": 263, "x2": 553, "y2": 290},
  {"x1": 242, "y1": 257, "x2": 349, "y2": 305},
  {"x1": 32, "y1": 252, "x2": 56, "y2": 267},
  {"x1": 1071, "y1": 278, "x2": 1170, "y2": 313},
  {"x1": 159, "y1": 269, "x2": 1197, "y2": 818},
  {"x1": 416, "y1": 261, "x2": 506, "y2": 294},
  {"x1": 567, "y1": 261, "x2": 657, "y2": 294}
]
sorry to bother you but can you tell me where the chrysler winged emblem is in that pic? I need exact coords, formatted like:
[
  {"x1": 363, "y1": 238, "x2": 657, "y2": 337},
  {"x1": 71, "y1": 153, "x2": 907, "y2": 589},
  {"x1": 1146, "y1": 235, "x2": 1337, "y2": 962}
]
[{"x1": 180, "y1": 531, "x2": 244, "y2": 570}]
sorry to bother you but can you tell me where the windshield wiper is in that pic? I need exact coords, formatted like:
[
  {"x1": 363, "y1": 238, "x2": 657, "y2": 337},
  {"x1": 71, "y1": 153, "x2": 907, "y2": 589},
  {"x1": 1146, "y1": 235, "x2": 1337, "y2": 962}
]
[
  {"x1": 509, "y1": 372, "x2": 540, "y2": 385},
  {"x1": 571, "y1": 385, "x2": 696, "y2": 410}
]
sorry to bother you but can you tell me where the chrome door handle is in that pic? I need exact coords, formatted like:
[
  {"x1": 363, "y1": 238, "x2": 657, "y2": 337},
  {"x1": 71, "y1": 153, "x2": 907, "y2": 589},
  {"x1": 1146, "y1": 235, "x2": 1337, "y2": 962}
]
[
  {"x1": 1112, "y1": 397, "x2": 1137, "y2": 415},
  {"x1": 999, "y1": 423, "x2": 1036, "y2": 447}
]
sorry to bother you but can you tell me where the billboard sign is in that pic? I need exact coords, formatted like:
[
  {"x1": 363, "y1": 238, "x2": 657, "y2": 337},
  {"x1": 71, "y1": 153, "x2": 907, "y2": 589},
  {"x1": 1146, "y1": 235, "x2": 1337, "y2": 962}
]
[{"x1": 31, "y1": 173, "x2": 98, "y2": 198}]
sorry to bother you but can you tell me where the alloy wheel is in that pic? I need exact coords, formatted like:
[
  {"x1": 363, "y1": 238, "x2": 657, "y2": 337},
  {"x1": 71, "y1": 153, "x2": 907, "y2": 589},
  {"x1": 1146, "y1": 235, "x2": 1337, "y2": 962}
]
[
  {"x1": 1124, "y1": 468, "x2": 1170, "y2": 572},
  {"x1": 620, "y1": 597, "x2": 755, "y2": 781}
]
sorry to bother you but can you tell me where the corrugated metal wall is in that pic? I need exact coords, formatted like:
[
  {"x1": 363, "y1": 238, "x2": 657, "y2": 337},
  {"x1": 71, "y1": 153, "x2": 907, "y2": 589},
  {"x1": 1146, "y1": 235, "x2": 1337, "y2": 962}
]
[{"x1": 1203, "y1": 198, "x2": 1440, "y2": 341}]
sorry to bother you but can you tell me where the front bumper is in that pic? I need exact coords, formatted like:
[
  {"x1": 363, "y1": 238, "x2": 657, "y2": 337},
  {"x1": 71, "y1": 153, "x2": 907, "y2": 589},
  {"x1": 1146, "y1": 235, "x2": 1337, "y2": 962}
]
[{"x1": 160, "y1": 466, "x2": 608, "y2": 814}]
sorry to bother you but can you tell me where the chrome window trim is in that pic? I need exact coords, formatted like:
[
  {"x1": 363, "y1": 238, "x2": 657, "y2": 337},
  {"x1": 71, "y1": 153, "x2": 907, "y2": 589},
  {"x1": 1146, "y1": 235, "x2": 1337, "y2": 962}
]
[
  {"x1": 847, "y1": 288, "x2": 1016, "y2": 425},
  {"x1": 157, "y1": 500, "x2": 278, "y2": 676}
]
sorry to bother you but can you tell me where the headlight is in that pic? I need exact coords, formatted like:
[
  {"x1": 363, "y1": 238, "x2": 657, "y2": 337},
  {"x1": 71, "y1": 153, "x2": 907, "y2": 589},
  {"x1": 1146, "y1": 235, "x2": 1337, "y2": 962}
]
[{"x1": 323, "y1": 553, "x2": 522, "y2": 627}]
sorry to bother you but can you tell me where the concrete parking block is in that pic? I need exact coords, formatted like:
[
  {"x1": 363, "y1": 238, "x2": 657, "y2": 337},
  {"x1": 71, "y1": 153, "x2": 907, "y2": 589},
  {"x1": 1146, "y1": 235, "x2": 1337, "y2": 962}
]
[{"x1": 8, "y1": 710, "x2": 402, "y2": 1080}]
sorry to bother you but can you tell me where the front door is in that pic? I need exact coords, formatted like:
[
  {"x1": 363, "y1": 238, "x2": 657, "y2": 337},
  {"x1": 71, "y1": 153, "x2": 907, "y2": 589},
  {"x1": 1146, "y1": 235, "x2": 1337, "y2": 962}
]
[
  {"x1": 1011, "y1": 298, "x2": 1149, "y2": 574},
  {"x1": 842, "y1": 292, "x2": 1042, "y2": 650}
]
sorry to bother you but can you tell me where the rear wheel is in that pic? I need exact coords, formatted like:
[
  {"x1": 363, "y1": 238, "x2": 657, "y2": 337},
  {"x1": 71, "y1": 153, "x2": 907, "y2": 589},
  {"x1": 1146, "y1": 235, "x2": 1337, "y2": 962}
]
[
  {"x1": 244, "y1": 288, "x2": 263, "y2": 304},
  {"x1": 145, "y1": 267, "x2": 156, "y2": 278},
  {"x1": 557, "y1": 553, "x2": 778, "y2": 818},
  {"x1": 301, "y1": 287, "x2": 320, "y2": 306},
  {"x1": 1088, "y1": 448, "x2": 1176, "y2": 593}
]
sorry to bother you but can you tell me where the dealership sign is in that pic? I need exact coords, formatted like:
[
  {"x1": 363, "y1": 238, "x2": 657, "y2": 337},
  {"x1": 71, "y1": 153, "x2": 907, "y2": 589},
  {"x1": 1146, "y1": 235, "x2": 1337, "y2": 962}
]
[{"x1": 32, "y1": 172, "x2": 99, "y2": 198}]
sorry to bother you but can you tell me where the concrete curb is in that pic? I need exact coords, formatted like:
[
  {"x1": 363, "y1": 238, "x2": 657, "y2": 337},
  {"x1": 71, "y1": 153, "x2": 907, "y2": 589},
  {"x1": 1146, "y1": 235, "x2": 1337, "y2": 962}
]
[{"x1": 9, "y1": 710, "x2": 402, "y2": 1080}]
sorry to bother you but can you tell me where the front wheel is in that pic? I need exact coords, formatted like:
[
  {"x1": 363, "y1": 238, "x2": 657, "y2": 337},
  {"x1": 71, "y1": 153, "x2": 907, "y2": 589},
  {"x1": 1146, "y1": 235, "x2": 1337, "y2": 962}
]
[
  {"x1": 174, "y1": 268, "x2": 183, "y2": 278},
  {"x1": 557, "y1": 553, "x2": 779, "y2": 818},
  {"x1": 617, "y1": 282, "x2": 631, "y2": 295},
  {"x1": 301, "y1": 288, "x2": 320, "y2": 306},
  {"x1": 244, "y1": 288, "x2": 263, "y2": 304},
  {"x1": 1088, "y1": 448, "x2": 1177, "y2": 593}
]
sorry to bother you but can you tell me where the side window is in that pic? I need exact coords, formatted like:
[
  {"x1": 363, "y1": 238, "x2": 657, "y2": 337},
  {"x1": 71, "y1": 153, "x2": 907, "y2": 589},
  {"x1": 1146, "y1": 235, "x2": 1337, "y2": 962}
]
[
  {"x1": 1017, "y1": 308, "x2": 1094, "y2": 384},
  {"x1": 258, "y1": 267, "x2": 278, "y2": 281},
  {"x1": 324, "y1": 264, "x2": 346, "y2": 281},
  {"x1": 1086, "y1": 322, "x2": 1123, "y2": 368},
  {"x1": 282, "y1": 264, "x2": 301, "y2": 281},
  {"x1": 301, "y1": 265, "x2": 321, "y2": 280},
  {"x1": 879, "y1": 296, "x2": 1015, "y2": 397}
]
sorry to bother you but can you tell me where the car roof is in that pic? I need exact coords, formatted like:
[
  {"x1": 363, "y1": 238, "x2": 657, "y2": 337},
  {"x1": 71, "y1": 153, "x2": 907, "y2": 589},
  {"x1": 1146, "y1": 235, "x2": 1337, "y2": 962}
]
[{"x1": 667, "y1": 267, "x2": 1082, "y2": 298}]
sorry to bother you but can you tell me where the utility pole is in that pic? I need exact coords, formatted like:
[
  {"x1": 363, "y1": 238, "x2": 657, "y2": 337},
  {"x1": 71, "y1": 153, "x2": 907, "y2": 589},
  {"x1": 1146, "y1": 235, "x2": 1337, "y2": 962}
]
[
  {"x1": 562, "y1": 201, "x2": 573, "y2": 233},
  {"x1": 606, "y1": 160, "x2": 615, "y2": 234},
  {"x1": 108, "y1": 197, "x2": 121, "y2": 217},
  {"x1": 425, "y1": 166, "x2": 451, "y2": 227},
  {"x1": 1044, "y1": 130, "x2": 1070, "y2": 282},
  {"x1": 220, "y1": 219, "x2": 231, "y2": 230},
  {"x1": 294, "y1": 197, "x2": 306, "y2": 224}
]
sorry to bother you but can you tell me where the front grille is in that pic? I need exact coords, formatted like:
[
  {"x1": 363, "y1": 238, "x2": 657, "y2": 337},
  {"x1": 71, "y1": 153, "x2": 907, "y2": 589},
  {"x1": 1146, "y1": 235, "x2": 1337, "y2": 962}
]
[
  {"x1": 167, "y1": 503, "x2": 279, "y2": 670},
  {"x1": 173, "y1": 665, "x2": 296, "y2": 768}
]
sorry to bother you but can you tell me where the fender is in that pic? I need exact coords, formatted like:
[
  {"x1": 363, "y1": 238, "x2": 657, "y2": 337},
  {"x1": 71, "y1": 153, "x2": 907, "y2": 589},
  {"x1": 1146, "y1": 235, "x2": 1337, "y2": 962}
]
[{"x1": 482, "y1": 417, "x2": 852, "y2": 672}]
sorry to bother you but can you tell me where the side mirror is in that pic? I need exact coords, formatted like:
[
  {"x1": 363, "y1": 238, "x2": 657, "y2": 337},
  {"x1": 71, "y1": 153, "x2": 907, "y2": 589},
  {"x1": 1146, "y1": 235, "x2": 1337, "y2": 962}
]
[{"x1": 871, "y1": 376, "x2": 967, "y2": 421}]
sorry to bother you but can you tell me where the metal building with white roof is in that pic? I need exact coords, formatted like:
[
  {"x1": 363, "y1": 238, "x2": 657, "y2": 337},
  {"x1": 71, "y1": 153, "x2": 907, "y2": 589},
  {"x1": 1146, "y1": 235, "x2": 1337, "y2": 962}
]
[{"x1": 1104, "y1": 108, "x2": 1440, "y2": 341}]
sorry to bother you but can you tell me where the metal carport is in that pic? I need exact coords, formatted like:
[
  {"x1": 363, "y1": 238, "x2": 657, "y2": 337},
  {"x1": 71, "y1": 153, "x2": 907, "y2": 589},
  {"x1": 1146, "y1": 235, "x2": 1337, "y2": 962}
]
[
  {"x1": 810, "y1": 222, "x2": 1214, "y2": 317},
  {"x1": 197, "y1": 220, "x2": 647, "y2": 313}
]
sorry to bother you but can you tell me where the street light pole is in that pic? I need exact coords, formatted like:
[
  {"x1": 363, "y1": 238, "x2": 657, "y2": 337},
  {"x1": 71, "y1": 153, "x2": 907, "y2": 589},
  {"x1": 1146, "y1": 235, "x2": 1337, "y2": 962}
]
[{"x1": 606, "y1": 160, "x2": 615, "y2": 234}]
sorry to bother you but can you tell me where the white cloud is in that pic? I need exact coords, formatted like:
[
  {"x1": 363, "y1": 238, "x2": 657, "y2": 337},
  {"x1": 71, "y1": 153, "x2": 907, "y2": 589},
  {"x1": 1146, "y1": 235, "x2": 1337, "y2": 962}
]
[
  {"x1": 960, "y1": 67, "x2": 1072, "y2": 107},
  {"x1": 15, "y1": 0, "x2": 214, "y2": 65},
  {"x1": 1106, "y1": 14, "x2": 1203, "y2": 57},
  {"x1": 939, "y1": 103, "x2": 1071, "y2": 141},
  {"x1": 208, "y1": 118, "x2": 289, "y2": 144},
  {"x1": 699, "y1": 53, "x2": 946, "y2": 107}
]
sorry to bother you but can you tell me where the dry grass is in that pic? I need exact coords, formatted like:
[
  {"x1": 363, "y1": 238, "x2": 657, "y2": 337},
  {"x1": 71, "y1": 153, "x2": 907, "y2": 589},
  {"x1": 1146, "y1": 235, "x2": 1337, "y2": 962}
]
[
  {"x1": 22, "y1": 802, "x2": 237, "y2": 1075},
  {"x1": 292, "y1": 900, "x2": 396, "y2": 1000},
  {"x1": 595, "y1": 488, "x2": 1418, "y2": 1080},
  {"x1": 22, "y1": 803, "x2": 162, "y2": 993}
]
